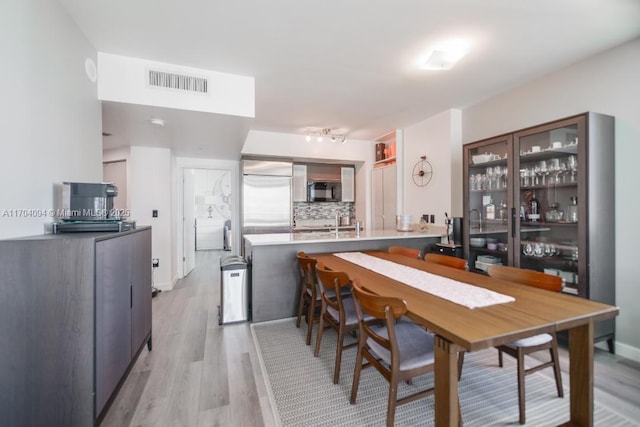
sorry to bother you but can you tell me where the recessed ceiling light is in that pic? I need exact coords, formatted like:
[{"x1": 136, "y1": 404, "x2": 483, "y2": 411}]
[
  {"x1": 418, "y1": 39, "x2": 470, "y2": 70},
  {"x1": 150, "y1": 118, "x2": 165, "y2": 127}
]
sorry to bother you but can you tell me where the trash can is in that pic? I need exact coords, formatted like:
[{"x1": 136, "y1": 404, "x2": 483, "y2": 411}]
[{"x1": 218, "y1": 255, "x2": 248, "y2": 324}]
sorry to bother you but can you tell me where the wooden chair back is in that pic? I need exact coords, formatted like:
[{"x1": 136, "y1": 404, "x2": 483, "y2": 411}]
[
  {"x1": 388, "y1": 246, "x2": 421, "y2": 259},
  {"x1": 316, "y1": 262, "x2": 351, "y2": 311},
  {"x1": 424, "y1": 253, "x2": 467, "y2": 270},
  {"x1": 351, "y1": 280, "x2": 407, "y2": 364},
  {"x1": 296, "y1": 252, "x2": 318, "y2": 296},
  {"x1": 487, "y1": 265, "x2": 562, "y2": 292},
  {"x1": 351, "y1": 279, "x2": 407, "y2": 320}
]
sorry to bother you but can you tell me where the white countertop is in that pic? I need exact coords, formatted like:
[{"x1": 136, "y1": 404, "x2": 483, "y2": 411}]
[{"x1": 244, "y1": 227, "x2": 445, "y2": 246}]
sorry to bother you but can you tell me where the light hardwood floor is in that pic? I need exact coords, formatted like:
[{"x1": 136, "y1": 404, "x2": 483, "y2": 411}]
[{"x1": 101, "y1": 250, "x2": 640, "y2": 426}]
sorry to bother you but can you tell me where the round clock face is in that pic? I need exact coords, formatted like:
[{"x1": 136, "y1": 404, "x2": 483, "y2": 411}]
[{"x1": 412, "y1": 159, "x2": 433, "y2": 187}]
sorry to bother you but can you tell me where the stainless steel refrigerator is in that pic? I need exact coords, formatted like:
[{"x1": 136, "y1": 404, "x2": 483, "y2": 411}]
[{"x1": 242, "y1": 159, "x2": 293, "y2": 234}]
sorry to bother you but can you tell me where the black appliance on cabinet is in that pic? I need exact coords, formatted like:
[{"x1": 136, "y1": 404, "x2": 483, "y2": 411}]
[{"x1": 307, "y1": 181, "x2": 341, "y2": 202}]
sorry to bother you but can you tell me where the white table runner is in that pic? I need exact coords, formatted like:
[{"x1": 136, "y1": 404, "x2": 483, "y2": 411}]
[{"x1": 334, "y1": 252, "x2": 515, "y2": 309}]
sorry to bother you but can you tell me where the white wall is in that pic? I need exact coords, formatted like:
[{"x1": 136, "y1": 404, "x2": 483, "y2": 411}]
[
  {"x1": 242, "y1": 130, "x2": 374, "y2": 227},
  {"x1": 402, "y1": 110, "x2": 462, "y2": 226},
  {"x1": 462, "y1": 37, "x2": 640, "y2": 361},
  {"x1": 0, "y1": 0, "x2": 102, "y2": 239},
  {"x1": 129, "y1": 147, "x2": 174, "y2": 290}
]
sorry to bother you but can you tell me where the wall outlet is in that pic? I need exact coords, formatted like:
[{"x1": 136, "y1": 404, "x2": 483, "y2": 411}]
[{"x1": 152, "y1": 258, "x2": 159, "y2": 268}]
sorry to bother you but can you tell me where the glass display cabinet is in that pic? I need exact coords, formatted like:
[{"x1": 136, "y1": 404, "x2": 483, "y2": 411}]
[{"x1": 463, "y1": 112, "x2": 616, "y2": 350}]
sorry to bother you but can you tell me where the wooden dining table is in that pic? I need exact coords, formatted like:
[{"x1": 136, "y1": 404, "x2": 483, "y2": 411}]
[{"x1": 312, "y1": 251, "x2": 619, "y2": 427}]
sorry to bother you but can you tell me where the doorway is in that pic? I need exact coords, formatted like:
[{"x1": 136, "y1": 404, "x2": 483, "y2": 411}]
[{"x1": 183, "y1": 167, "x2": 233, "y2": 277}]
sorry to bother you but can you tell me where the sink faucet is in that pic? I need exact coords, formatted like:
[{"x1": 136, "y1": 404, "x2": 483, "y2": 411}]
[{"x1": 470, "y1": 209, "x2": 483, "y2": 232}]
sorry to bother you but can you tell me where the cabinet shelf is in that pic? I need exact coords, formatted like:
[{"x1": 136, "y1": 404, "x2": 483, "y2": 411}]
[
  {"x1": 374, "y1": 156, "x2": 396, "y2": 166},
  {"x1": 520, "y1": 182, "x2": 577, "y2": 190}
]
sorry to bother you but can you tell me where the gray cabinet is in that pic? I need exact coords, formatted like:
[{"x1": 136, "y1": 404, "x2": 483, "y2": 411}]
[
  {"x1": 463, "y1": 112, "x2": 615, "y2": 349},
  {"x1": 372, "y1": 164, "x2": 397, "y2": 230},
  {"x1": 0, "y1": 227, "x2": 152, "y2": 426}
]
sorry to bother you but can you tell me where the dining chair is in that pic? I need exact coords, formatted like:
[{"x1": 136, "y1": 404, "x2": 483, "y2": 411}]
[
  {"x1": 388, "y1": 246, "x2": 421, "y2": 259},
  {"x1": 485, "y1": 264, "x2": 564, "y2": 424},
  {"x1": 314, "y1": 262, "x2": 371, "y2": 384},
  {"x1": 424, "y1": 253, "x2": 468, "y2": 270},
  {"x1": 350, "y1": 280, "x2": 436, "y2": 427},
  {"x1": 295, "y1": 252, "x2": 321, "y2": 345}
]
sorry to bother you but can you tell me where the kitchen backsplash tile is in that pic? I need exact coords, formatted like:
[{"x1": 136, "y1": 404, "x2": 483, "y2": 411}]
[{"x1": 293, "y1": 202, "x2": 355, "y2": 221}]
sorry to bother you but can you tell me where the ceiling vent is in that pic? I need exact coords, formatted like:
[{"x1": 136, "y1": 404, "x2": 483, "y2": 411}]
[{"x1": 148, "y1": 69, "x2": 208, "y2": 94}]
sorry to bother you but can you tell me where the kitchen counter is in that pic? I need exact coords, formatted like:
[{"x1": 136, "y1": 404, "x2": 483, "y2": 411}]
[
  {"x1": 243, "y1": 227, "x2": 445, "y2": 322},
  {"x1": 245, "y1": 228, "x2": 445, "y2": 246}
]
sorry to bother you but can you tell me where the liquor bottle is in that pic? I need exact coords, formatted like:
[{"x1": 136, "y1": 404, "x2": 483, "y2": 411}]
[
  {"x1": 486, "y1": 198, "x2": 495, "y2": 220},
  {"x1": 567, "y1": 196, "x2": 578, "y2": 223},
  {"x1": 529, "y1": 191, "x2": 540, "y2": 222}
]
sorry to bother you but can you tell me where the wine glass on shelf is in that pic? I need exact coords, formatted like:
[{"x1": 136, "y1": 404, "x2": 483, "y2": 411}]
[
  {"x1": 538, "y1": 160, "x2": 549, "y2": 185},
  {"x1": 533, "y1": 163, "x2": 541, "y2": 185}
]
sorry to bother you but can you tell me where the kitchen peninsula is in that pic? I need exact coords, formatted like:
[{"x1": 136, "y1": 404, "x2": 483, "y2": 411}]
[{"x1": 244, "y1": 228, "x2": 445, "y2": 321}]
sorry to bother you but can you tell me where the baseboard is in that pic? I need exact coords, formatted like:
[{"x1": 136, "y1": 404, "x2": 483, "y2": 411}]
[
  {"x1": 614, "y1": 341, "x2": 640, "y2": 363},
  {"x1": 155, "y1": 280, "x2": 174, "y2": 292}
]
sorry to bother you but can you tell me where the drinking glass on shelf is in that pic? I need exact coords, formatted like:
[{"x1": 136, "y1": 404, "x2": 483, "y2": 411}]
[
  {"x1": 538, "y1": 160, "x2": 549, "y2": 185},
  {"x1": 567, "y1": 155, "x2": 578, "y2": 182},
  {"x1": 549, "y1": 158, "x2": 560, "y2": 183},
  {"x1": 558, "y1": 161, "x2": 568, "y2": 183},
  {"x1": 486, "y1": 167, "x2": 495, "y2": 190},
  {"x1": 523, "y1": 242, "x2": 534, "y2": 256},
  {"x1": 533, "y1": 163, "x2": 541, "y2": 185},
  {"x1": 520, "y1": 168, "x2": 531, "y2": 187},
  {"x1": 544, "y1": 244, "x2": 557, "y2": 257}
]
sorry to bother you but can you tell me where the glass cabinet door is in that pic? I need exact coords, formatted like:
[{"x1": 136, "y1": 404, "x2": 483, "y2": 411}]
[
  {"x1": 463, "y1": 135, "x2": 513, "y2": 274},
  {"x1": 513, "y1": 116, "x2": 586, "y2": 295}
]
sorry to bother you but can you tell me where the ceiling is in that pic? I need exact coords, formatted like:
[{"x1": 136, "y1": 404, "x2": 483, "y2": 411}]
[{"x1": 59, "y1": 0, "x2": 640, "y2": 158}]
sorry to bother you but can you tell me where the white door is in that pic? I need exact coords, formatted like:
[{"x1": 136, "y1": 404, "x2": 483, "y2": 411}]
[{"x1": 183, "y1": 169, "x2": 196, "y2": 276}]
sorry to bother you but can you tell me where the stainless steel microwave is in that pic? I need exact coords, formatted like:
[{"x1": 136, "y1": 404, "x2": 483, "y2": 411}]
[{"x1": 307, "y1": 181, "x2": 342, "y2": 202}]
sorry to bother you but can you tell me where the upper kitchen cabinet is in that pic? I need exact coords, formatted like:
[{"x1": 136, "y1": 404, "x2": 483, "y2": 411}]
[
  {"x1": 372, "y1": 164, "x2": 397, "y2": 230},
  {"x1": 292, "y1": 164, "x2": 307, "y2": 202},
  {"x1": 340, "y1": 166, "x2": 355, "y2": 202},
  {"x1": 463, "y1": 112, "x2": 615, "y2": 349}
]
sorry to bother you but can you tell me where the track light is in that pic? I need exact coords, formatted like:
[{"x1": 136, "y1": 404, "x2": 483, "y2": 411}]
[{"x1": 303, "y1": 127, "x2": 348, "y2": 144}]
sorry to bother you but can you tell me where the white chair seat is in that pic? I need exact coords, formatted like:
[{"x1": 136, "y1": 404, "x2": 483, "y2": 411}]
[
  {"x1": 507, "y1": 333, "x2": 553, "y2": 348},
  {"x1": 368, "y1": 322, "x2": 435, "y2": 371}
]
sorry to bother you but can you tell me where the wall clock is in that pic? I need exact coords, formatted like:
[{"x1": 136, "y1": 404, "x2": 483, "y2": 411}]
[{"x1": 412, "y1": 155, "x2": 433, "y2": 187}]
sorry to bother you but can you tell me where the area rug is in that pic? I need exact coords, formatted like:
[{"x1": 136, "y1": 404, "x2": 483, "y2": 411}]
[{"x1": 251, "y1": 318, "x2": 636, "y2": 426}]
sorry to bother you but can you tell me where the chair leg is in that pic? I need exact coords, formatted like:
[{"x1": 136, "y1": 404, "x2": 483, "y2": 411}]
[
  {"x1": 350, "y1": 347, "x2": 364, "y2": 404},
  {"x1": 333, "y1": 326, "x2": 345, "y2": 384},
  {"x1": 305, "y1": 298, "x2": 315, "y2": 346},
  {"x1": 498, "y1": 348, "x2": 504, "y2": 367},
  {"x1": 550, "y1": 343, "x2": 564, "y2": 398},
  {"x1": 386, "y1": 376, "x2": 399, "y2": 427},
  {"x1": 517, "y1": 350, "x2": 526, "y2": 424},
  {"x1": 295, "y1": 289, "x2": 305, "y2": 328},
  {"x1": 314, "y1": 315, "x2": 325, "y2": 357}
]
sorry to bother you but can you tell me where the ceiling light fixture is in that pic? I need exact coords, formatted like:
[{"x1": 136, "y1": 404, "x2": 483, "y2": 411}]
[
  {"x1": 418, "y1": 39, "x2": 470, "y2": 71},
  {"x1": 150, "y1": 118, "x2": 165, "y2": 127},
  {"x1": 304, "y1": 128, "x2": 347, "y2": 144}
]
